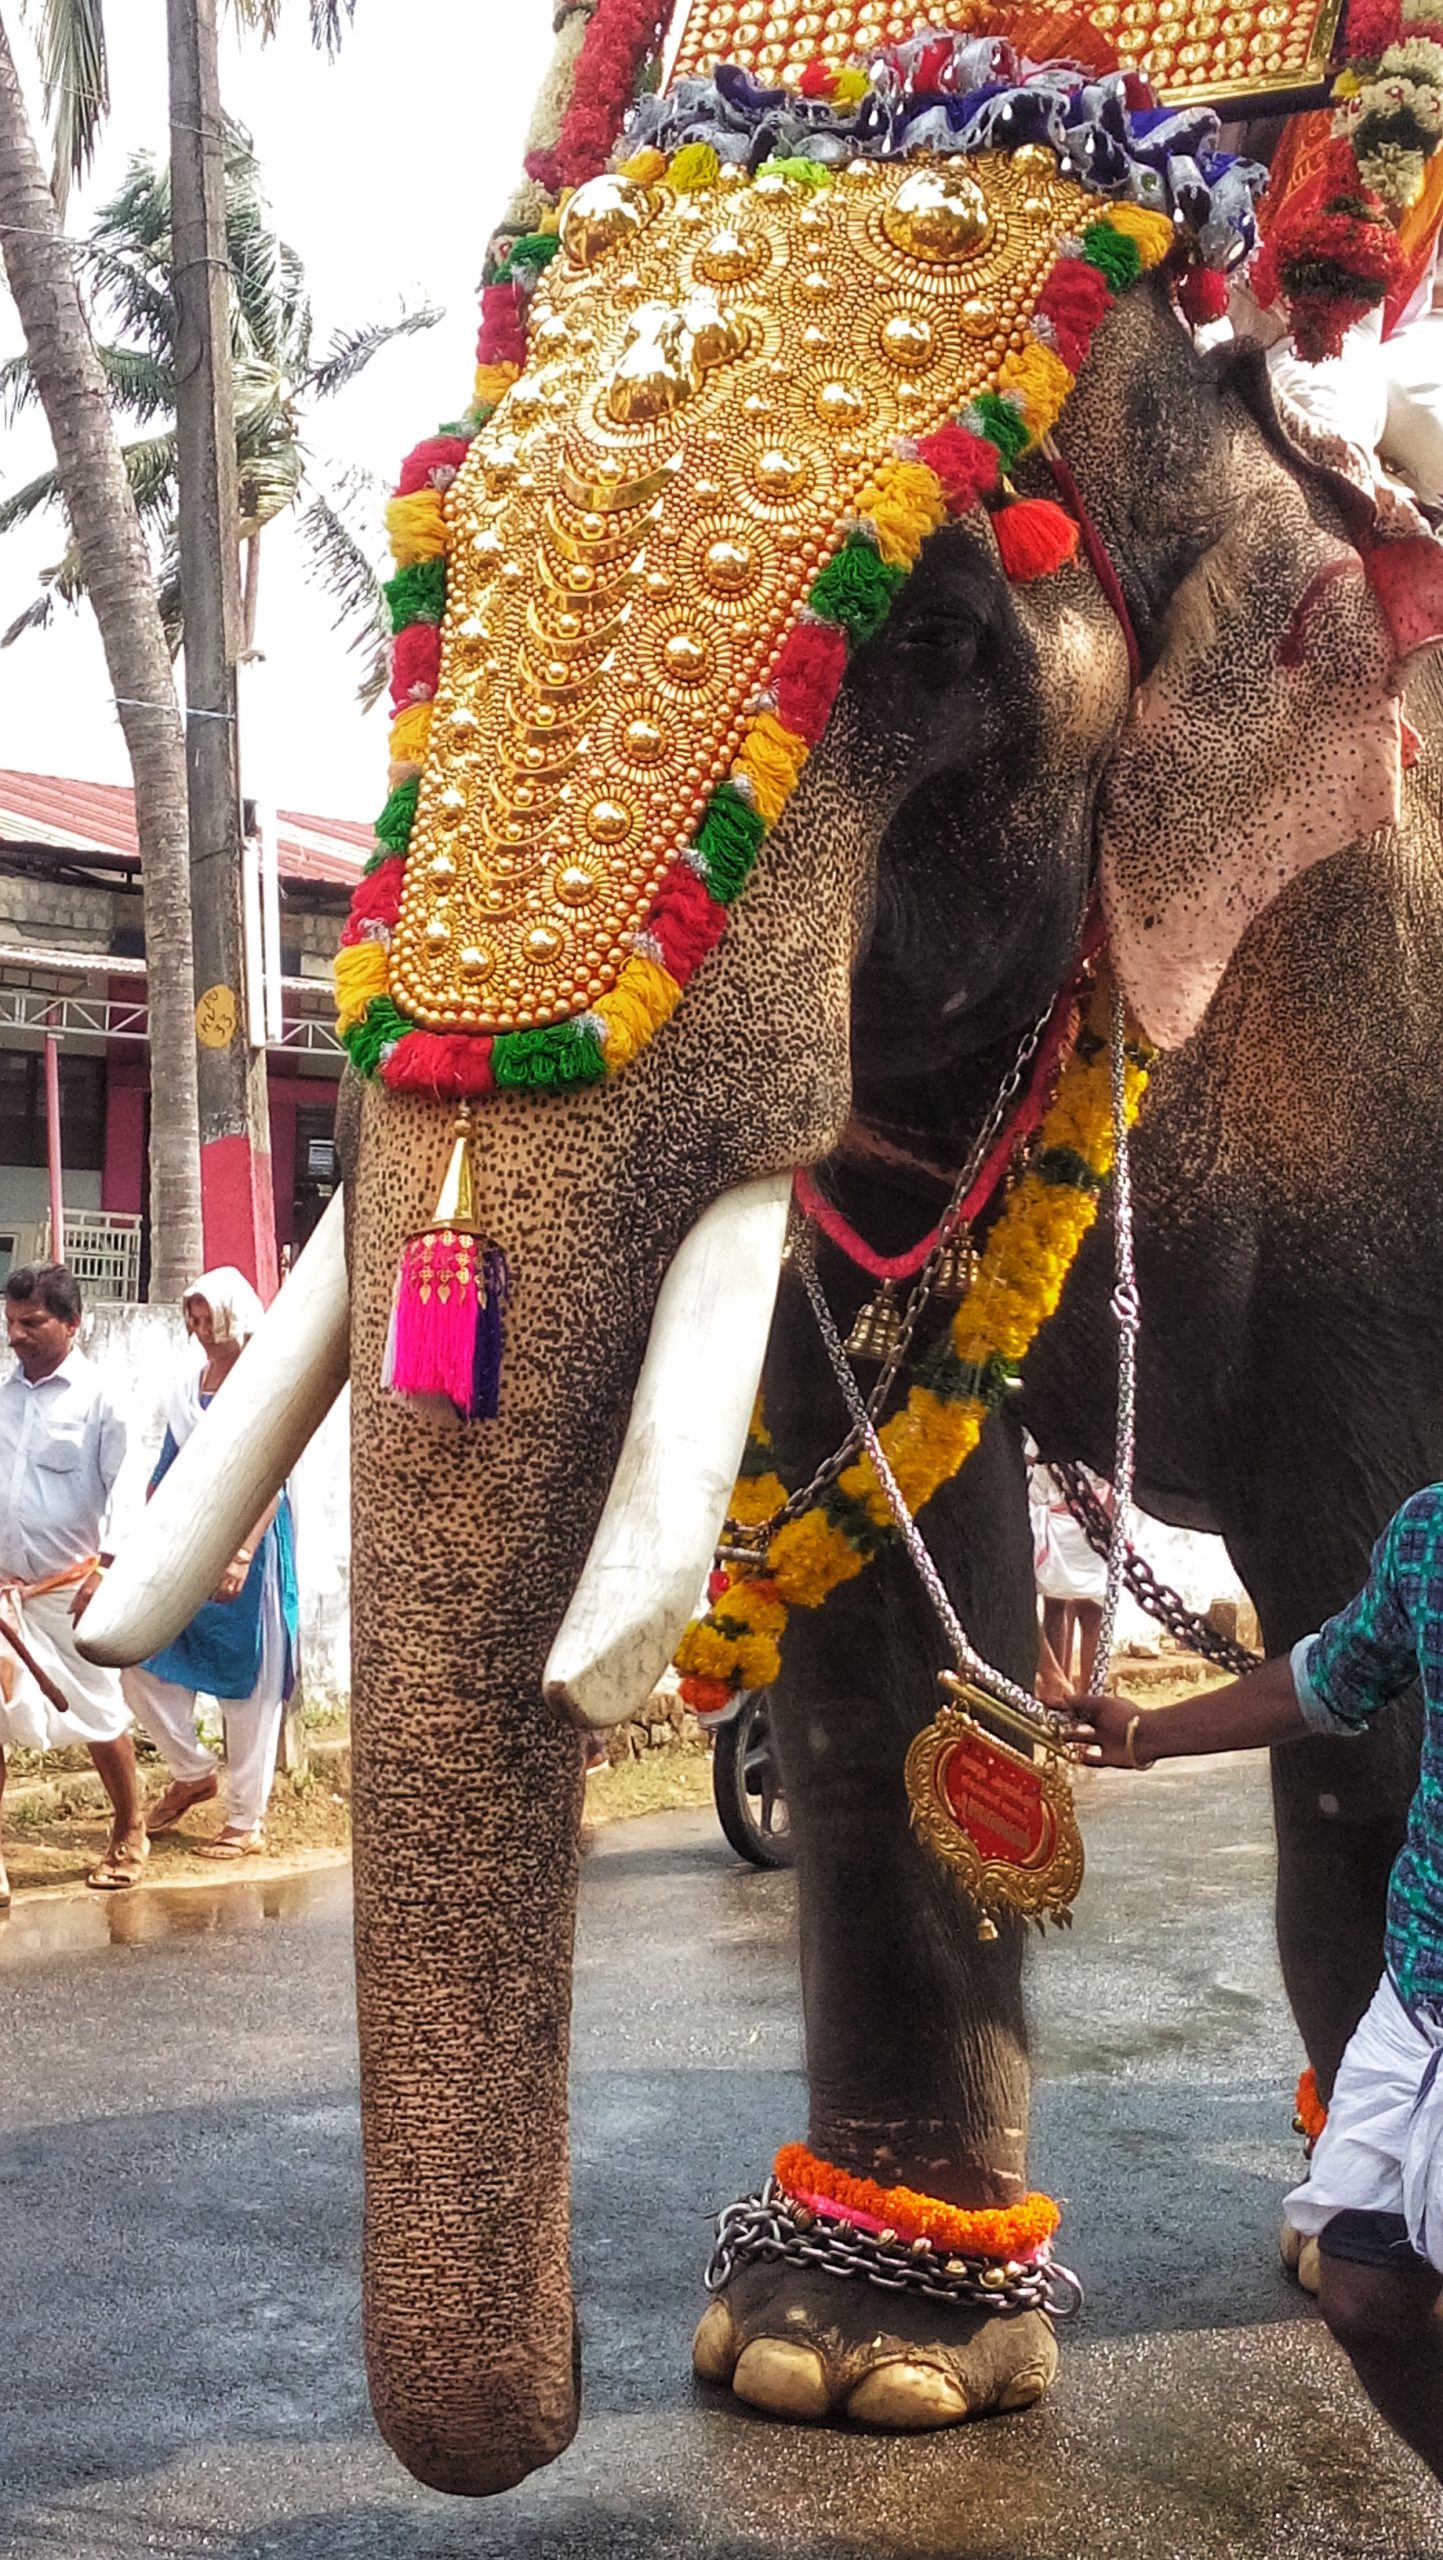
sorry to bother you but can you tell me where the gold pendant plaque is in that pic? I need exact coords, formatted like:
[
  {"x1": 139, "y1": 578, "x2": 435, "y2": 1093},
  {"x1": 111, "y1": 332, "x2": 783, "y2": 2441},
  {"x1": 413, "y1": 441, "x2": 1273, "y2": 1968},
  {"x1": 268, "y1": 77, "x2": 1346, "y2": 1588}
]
[
  {"x1": 905, "y1": 1673, "x2": 1084, "y2": 1933},
  {"x1": 394, "y1": 149, "x2": 1093, "y2": 1035}
]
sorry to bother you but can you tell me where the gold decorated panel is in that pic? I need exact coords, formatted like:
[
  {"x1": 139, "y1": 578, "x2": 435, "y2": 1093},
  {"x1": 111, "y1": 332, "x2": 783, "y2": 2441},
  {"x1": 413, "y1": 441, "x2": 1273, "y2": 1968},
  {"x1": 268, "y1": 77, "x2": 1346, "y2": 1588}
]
[
  {"x1": 393, "y1": 150, "x2": 1095, "y2": 1034},
  {"x1": 665, "y1": 0, "x2": 1343, "y2": 106}
]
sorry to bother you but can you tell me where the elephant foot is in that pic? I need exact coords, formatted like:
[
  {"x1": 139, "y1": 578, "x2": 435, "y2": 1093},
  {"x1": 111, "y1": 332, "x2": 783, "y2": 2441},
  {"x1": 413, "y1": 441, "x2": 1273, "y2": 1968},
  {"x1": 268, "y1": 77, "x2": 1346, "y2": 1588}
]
[
  {"x1": 692, "y1": 2260, "x2": 1059, "y2": 2430},
  {"x1": 1278, "y1": 2218, "x2": 1321, "y2": 2296}
]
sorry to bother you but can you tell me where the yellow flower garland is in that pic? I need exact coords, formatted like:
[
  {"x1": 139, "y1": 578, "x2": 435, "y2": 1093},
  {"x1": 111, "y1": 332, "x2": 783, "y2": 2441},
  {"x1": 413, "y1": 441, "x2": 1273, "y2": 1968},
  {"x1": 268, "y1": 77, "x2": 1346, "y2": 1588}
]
[{"x1": 675, "y1": 982, "x2": 1151, "y2": 1703}]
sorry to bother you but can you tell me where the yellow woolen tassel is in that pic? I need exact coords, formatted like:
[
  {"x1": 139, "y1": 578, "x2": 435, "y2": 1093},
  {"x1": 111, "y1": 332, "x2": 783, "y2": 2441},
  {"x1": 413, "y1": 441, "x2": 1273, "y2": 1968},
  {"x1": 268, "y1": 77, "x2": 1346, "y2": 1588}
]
[
  {"x1": 620, "y1": 145, "x2": 667, "y2": 182},
  {"x1": 997, "y1": 341, "x2": 1075, "y2": 442},
  {"x1": 593, "y1": 954, "x2": 682, "y2": 1068},
  {"x1": 334, "y1": 939, "x2": 390, "y2": 1034},
  {"x1": 1102, "y1": 203, "x2": 1177, "y2": 267},
  {"x1": 385, "y1": 489, "x2": 447, "y2": 566},
  {"x1": 862, "y1": 460, "x2": 948, "y2": 568},
  {"x1": 389, "y1": 702, "x2": 433, "y2": 768},
  {"x1": 732, "y1": 713, "x2": 810, "y2": 828},
  {"x1": 668, "y1": 141, "x2": 721, "y2": 191},
  {"x1": 474, "y1": 361, "x2": 521, "y2": 407}
]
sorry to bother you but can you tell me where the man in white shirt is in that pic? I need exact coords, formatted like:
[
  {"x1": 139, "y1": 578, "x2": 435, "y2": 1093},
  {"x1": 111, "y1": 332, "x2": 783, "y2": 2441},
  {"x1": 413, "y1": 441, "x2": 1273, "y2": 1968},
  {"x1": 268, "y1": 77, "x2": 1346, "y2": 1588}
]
[{"x1": 0, "y1": 1264, "x2": 146, "y2": 1900}]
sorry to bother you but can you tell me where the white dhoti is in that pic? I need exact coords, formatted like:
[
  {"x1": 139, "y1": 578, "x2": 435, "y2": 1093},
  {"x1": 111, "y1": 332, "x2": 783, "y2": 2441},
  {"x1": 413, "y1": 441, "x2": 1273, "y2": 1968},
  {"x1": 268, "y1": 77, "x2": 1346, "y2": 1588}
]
[
  {"x1": 1286, "y1": 1972, "x2": 1443, "y2": 2276},
  {"x1": 0, "y1": 1583, "x2": 131, "y2": 1752},
  {"x1": 122, "y1": 1557, "x2": 287, "y2": 1835}
]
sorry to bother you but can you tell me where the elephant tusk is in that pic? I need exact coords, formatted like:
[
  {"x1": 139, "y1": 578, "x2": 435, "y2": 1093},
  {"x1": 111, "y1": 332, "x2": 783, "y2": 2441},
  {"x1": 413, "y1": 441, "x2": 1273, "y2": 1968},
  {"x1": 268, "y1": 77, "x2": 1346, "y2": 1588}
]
[
  {"x1": 544, "y1": 1171, "x2": 792, "y2": 1730},
  {"x1": 77, "y1": 1191, "x2": 351, "y2": 1668}
]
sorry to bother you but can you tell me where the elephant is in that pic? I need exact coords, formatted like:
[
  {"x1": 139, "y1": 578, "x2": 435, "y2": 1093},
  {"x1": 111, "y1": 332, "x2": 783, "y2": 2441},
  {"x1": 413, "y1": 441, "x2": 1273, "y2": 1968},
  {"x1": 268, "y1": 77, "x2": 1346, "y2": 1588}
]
[{"x1": 77, "y1": 148, "x2": 1443, "y2": 2507}]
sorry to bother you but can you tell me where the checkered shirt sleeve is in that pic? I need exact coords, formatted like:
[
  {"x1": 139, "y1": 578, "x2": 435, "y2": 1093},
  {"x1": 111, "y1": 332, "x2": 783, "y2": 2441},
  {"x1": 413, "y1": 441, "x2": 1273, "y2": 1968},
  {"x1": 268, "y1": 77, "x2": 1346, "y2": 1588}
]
[{"x1": 1291, "y1": 1490, "x2": 1443, "y2": 1736}]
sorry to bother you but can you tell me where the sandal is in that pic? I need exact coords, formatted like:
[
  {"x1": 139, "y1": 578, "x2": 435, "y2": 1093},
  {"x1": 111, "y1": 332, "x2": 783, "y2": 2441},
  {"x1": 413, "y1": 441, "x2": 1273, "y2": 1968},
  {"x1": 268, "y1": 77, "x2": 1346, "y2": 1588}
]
[
  {"x1": 146, "y1": 1773, "x2": 220, "y2": 1835},
  {"x1": 193, "y1": 1827, "x2": 265, "y2": 1861},
  {"x1": 87, "y1": 1838, "x2": 149, "y2": 1891}
]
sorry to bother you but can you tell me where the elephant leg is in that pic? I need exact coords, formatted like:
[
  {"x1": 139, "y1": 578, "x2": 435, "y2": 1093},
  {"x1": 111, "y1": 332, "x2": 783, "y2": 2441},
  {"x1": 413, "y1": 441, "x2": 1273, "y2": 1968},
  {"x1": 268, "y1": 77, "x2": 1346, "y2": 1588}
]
[
  {"x1": 697, "y1": 1417, "x2": 1060, "y2": 2427},
  {"x1": 1213, "y1": 1300, "x2": 1436, "y2": 2097}
]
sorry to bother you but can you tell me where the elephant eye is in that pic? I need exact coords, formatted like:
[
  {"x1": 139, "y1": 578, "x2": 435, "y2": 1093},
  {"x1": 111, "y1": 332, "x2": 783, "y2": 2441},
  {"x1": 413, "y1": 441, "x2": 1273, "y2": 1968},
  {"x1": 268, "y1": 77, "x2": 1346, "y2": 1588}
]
[{"x1": 896, "y1": 610, "x2": 983, "y2": 668}]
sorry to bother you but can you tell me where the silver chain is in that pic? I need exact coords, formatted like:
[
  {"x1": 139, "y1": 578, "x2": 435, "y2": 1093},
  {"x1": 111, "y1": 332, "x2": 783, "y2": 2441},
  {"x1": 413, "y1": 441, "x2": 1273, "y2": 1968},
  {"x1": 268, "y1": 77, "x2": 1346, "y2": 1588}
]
[
  {"x1": 795, "y1": 1242, "x2": 1073, "y2": 1739},
  {"x1": 791, "y1": 992, "x2": 1139, "y2": 1741},
  {"x1": 722, "y1": 1003, "x2": 1054, "y2": 1555},
  {"x1": 1089, "y1": 981, "x2": 1139, "y2": 1693},
  {"x1": 705, "y1": 2177, "x2": 1084, "y2": 2318}
]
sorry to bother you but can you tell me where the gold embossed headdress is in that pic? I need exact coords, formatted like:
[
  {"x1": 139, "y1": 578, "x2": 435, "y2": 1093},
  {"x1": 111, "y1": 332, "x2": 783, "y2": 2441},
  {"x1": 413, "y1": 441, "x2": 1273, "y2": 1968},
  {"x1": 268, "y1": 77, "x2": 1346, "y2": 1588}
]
[{"x1": 335, "y1": 0, "x2": 1276, "y2": 1123}]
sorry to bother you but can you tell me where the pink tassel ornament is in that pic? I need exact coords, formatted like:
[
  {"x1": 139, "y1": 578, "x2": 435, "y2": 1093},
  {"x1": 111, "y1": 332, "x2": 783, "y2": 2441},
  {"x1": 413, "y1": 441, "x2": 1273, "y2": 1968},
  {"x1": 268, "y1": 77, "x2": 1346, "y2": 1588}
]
[{"x1": 383, "y1": 1106, "x2": 509, "y2": 1420}]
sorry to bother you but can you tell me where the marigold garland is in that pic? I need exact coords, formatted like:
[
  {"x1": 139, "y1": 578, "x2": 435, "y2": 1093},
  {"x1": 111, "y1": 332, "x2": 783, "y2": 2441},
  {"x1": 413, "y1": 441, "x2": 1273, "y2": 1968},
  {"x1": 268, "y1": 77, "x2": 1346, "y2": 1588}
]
[
  {"x1": 675, "y1": 982, "x2": 1151, "y2": 1708},
  {"x1": 774, "y1": 2143, "x2": 1061, "y2": 2260},
  {"x1": 1294, "y1": 2064, "x2": 1329, "y2": 2145},
  {"x1": 337, "y1": 143, "x2": 1175, "y2": 1099}
]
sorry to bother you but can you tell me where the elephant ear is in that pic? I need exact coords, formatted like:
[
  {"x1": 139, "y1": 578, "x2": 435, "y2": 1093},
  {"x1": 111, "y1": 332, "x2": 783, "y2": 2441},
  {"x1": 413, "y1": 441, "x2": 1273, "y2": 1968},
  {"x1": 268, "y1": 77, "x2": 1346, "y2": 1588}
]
[{"x1": 1097, "y1": 492, "x2": 1410, "y2": 1051}]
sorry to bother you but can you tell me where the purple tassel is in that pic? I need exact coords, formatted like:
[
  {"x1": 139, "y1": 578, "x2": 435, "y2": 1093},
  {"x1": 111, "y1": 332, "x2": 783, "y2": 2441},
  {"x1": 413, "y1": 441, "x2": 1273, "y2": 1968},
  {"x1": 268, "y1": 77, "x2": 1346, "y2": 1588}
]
[{"x1": 469, "y1": 1245, "x2": 510, "y2": 1421}]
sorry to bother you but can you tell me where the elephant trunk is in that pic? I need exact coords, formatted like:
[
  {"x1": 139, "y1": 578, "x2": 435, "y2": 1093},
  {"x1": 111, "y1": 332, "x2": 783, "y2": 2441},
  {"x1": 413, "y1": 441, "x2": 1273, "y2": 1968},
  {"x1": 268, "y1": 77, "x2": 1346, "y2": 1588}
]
[{"x1": 347, "y1": 1088, "x2": 790, "y2": 2493}]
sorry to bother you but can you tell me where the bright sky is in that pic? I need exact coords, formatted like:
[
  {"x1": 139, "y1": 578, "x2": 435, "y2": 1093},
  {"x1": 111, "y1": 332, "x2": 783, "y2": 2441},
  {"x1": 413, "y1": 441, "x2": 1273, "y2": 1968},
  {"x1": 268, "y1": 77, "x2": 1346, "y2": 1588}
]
[{"x1": 0, "y1": 0, "x2": 554, "y2": 823}]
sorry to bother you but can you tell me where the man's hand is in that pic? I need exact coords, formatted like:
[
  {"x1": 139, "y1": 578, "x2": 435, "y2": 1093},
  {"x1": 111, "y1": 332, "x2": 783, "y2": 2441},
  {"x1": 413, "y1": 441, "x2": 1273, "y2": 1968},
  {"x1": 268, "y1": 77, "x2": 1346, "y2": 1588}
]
[
  {"x1": 212, "y1": 1552, "x2": 252, "y2": 1604},
  {"x1": 1065, "y1": 1692, "x2": 1156, "y2": 1769}
]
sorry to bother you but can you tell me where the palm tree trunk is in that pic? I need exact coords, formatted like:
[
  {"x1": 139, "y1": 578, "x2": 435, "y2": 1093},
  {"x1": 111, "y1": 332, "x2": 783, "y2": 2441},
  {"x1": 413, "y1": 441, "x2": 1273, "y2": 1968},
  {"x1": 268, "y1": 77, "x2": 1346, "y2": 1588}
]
[{"x1": 0, "y1": 15, "x2": 202, "y2": 1299}]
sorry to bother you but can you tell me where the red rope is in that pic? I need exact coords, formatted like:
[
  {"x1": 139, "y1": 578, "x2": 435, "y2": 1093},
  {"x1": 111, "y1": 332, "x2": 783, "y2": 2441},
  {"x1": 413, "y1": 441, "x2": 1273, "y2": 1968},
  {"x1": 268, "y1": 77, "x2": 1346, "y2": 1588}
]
[
  {"x1": 794, "y1": 910, "x2": 1105, "y2": 1282},
  {"x1": 1044, "y1": 444, "x2": 1142, "y2": 692}
]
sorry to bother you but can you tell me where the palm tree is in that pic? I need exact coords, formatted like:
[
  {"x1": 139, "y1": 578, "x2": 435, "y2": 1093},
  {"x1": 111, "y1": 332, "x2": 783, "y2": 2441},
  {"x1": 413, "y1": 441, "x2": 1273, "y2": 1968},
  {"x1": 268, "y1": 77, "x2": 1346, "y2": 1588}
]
[
  {"x1": 33, "y1": 0, "x2": 357, "y2": 211},
  {"x1": 0, "y1": 14, "x2": 202, "y2": 1298},
  {"x1": 0, "y1": 123, "x2": 437, "y2": 702}
]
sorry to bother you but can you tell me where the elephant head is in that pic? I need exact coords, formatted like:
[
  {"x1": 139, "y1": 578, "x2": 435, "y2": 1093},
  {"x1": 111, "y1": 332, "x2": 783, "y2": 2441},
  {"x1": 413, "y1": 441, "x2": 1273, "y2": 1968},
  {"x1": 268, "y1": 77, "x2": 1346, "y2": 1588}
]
[{"x1": 79, "y1": 58, "x2": 1432, "y2": 2500}]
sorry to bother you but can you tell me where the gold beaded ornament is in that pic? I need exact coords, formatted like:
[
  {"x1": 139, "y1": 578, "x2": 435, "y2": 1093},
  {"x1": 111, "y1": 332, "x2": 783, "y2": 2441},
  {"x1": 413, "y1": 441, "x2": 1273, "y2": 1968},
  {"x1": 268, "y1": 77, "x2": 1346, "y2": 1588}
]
[{"x1": 396, "y1": 148, "x2": 1098, "y2": 1035}]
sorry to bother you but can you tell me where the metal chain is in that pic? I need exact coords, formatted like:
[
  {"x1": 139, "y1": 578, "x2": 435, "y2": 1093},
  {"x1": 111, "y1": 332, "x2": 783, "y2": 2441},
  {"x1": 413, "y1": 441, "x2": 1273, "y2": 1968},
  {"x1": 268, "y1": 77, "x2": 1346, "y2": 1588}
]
[
  {"x1": 795, "y1": 1243, "x2": 1074, "y2": 1740},
  {"x1": 1049, "y1": 1459, "x2": 1262, "y2": 1677},
  {"x1": 705, "y1": 2177, "x2": 1085, "y2": 2319},
  {"x1": 721, "y1": 1001, "x2": 1056, "y2": 1556},
  {"x1": 1089, "y1": 982, "x2": 1139, "y2": 1693}
]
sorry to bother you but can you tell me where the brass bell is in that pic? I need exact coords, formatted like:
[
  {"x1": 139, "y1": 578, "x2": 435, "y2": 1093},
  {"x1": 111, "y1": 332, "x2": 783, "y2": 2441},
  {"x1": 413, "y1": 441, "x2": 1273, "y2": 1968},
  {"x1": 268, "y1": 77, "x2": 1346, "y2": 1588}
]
[
  {"x1": 976, "y1": 1913, "x2": 999, "y2": 1943},
  {"x1": 846, "y1": 1281, "x2": 902, "y2": 1364},
  {"x1": 931, "y1": 1233, "x2": 977, "y2": 1304}
]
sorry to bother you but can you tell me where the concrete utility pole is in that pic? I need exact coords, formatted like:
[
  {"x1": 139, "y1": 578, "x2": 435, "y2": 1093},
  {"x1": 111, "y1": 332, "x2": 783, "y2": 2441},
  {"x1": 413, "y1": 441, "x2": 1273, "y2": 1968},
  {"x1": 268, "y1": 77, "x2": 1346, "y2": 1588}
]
[{"x1": 167, "y1": 0, "x2": 278, "y2": 1298}]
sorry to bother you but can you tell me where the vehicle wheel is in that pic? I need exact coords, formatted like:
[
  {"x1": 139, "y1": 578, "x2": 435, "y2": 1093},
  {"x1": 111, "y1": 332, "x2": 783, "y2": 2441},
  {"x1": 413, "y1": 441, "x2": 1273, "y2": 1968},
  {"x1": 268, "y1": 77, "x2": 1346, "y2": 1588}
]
[{"x1": 712, "y1": 1693, "x2": 793, "y2": 1869}]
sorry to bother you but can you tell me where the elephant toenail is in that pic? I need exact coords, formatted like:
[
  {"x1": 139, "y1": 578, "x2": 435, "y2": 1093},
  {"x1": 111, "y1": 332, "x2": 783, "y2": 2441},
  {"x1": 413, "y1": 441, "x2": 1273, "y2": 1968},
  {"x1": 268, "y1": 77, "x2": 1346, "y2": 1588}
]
[
  {"x1": 692, "y1": 2298, "x2": 738, "y2": 2385},
  {"x1": 846, "y1": 2359, "x2": 970, "y2": 2430},
  {"x1": 732, "y1": 2339, "x2": 831, "y2": 2420},
  {"x1": 998, "y1": 2360, "x2": 1053, "y2": 2411}
]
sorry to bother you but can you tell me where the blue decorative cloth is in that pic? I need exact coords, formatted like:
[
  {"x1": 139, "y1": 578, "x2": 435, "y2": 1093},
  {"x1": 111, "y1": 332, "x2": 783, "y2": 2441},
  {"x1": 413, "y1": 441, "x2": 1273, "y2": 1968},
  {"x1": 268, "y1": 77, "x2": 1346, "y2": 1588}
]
[
  {"x1": 1292, "y1": 1487, "x2": 1443, "y2": 2011},
  {"x1": 627, "y1": 39, "x2": 1266, "y2": 269},
  {"x1": 141, "y1": 1412, "x2": 299, "y2": 1703}
]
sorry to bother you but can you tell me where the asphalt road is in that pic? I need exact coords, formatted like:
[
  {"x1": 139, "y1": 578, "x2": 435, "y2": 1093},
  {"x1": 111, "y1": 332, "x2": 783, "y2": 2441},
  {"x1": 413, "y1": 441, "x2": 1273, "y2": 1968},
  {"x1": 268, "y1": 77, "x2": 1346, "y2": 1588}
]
[{"x1": 1, "y1": 1760, "x2": 1439, "y2": 2560}]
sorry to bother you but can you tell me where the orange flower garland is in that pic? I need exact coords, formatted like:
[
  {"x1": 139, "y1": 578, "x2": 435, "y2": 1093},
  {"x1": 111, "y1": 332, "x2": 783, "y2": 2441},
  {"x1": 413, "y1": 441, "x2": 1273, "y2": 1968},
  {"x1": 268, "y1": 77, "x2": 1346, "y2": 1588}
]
[
  {"x1": 775, "y1": 2141, "x2": 1061, "y2": 2260},
  {"x1": 1294, "y1": 2065, "x2": 1329, "y2": 2146}
]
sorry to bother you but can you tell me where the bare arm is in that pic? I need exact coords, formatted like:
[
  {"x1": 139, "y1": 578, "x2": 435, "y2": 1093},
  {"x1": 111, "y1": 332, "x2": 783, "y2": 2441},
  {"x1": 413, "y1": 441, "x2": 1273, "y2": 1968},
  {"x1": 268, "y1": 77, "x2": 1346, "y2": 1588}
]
[{"x1": 1072, "y1": 1654, "x2": 1308, "y2": 1768}]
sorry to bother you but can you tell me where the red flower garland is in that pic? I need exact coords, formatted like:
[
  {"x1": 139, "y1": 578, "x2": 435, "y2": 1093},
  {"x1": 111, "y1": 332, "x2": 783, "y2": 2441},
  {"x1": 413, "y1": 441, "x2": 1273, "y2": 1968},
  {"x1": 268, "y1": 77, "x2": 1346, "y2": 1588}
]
[
  {"x1": 1252, "y1": 139, "x2": 1404, "y2": 360},
  {"x1": 526, "y1": 0, "x2": 666, "y2": 196}
]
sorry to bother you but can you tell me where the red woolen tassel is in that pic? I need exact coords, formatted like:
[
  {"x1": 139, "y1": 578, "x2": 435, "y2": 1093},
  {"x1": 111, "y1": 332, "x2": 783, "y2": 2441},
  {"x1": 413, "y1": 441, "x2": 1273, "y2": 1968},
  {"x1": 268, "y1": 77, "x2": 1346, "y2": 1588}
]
[
  {"x1": 389, "y1": 621, "x2": 441, "y2": 709},
  {"x1": 383, "y1": 1107, "x2": 509, "y2": 1420},
  {"x1": 396, "y1": 435, "x2": 470, "y2": 495},
  {"x1": 915, "y1": 422, "x2": 999, "y2": 513},
  {"x1": 992, "y1": 497, "x2": 1080, "y2": 582},
  {"x1": 1178, "y1": 264, "x2": 1230, "y2": 328},
  {"x1": 772, "y1": 618, "x2": 848, "y2": 743}
]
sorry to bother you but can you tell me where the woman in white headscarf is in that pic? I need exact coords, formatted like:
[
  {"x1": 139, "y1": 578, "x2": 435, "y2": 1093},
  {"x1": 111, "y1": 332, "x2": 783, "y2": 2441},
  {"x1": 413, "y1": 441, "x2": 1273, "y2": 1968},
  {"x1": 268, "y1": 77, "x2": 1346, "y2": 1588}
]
[{"x1": 122, "y1": 1268, "x2": 299, "y2": 1859}]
